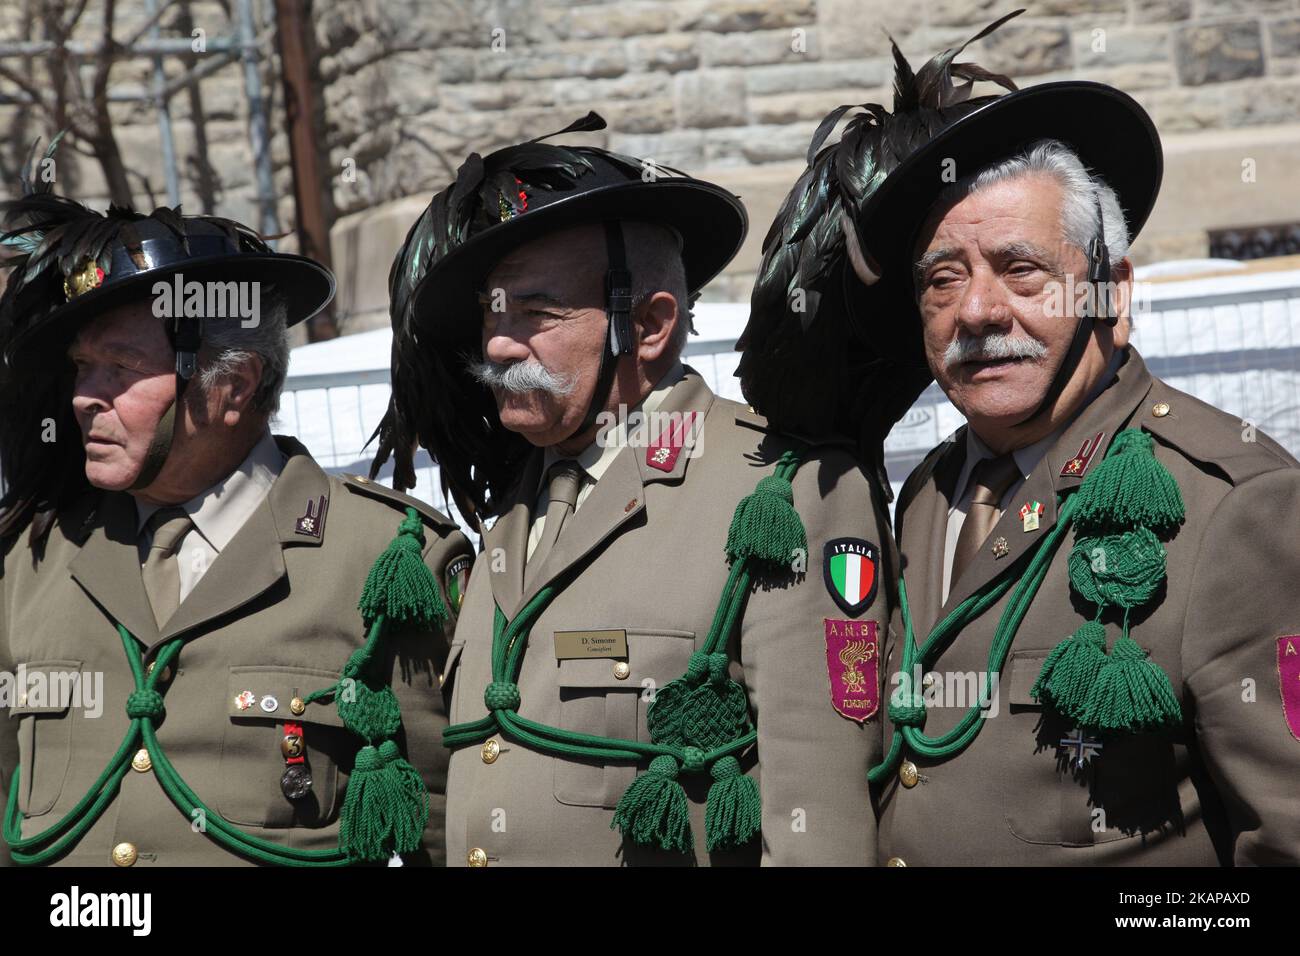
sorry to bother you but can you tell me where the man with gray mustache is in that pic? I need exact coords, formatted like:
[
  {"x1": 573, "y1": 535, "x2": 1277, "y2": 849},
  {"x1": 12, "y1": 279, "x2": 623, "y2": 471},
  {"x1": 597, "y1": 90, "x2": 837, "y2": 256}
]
[
  {"x1": 852, "y1": 66, "x2": 1300, "y2": 863},
  {"x1": 370, "y1": 114, "x2": 893, "y2": 866}
]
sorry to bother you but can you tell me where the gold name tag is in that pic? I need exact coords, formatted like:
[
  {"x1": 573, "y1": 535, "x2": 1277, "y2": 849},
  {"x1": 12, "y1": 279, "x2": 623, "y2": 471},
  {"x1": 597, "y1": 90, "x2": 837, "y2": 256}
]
[{"x1": 554, "y1": 629, "x2": 628, "y2": 660}]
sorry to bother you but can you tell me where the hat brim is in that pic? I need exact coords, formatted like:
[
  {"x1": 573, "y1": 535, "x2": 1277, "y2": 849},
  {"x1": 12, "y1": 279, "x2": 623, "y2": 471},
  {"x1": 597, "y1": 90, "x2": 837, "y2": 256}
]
[
  {"x1": 410, "y1": 178, "x2": 748, "y2": 344},
  {"x1": 7, "y1": 252, "x2": 335, "y2": 361},
  {"x1": 857, "y1": 81, "x2": 1163, "y2": 286}
]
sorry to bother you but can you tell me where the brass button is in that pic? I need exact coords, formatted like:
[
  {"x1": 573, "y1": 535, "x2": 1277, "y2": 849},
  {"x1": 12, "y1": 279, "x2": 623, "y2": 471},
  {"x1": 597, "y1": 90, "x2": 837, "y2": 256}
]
[
  {"x1": 899, "y1": 760, "x2": 919, "y2": 789},
  {"x1": 481, "y1": 739, "x2": 500, "y2": 764},
  {"x1": 112, "y1": 842, "x2": 138, "y2": 867},
  {"x1": 886, "y1": 856, "x2": 907, "y2": 867},
  {"x1": 131, "y1": 748, "x2": 152, "y2": 773},
  {"x1": 467, "y1": 847, "x2": 488, "y2": 867},
  {"x1": 354, "y1": 475, "x2": 370, "y2": 484},
  {"x1": 146, "y1": 661, "x2": 172, "y2": 682},
  {"x1": 1152, "y1": 401, "x2": 1170, "y2": 418},
  {"x1": 612, "y1": 661, "x2": 631, "y2": 680},
  {"x1": 281, "y1": 733, "x2": 304, "y2": 759},
  {"x1": 290, "y1": 696, "x2": 306, "y2": 716}
]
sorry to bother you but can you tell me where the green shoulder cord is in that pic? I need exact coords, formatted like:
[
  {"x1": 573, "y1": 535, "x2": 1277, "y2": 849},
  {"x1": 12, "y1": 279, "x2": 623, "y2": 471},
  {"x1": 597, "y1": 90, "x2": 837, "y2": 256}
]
[
  {"x1": 870, "y1": 428, "x2": 1186, "y2": 785},
  {"x1": 444, "y1": 448, "x2": 807, "y2": 854},
  {"x1": 4, "y1": 506, "x2": 447, "y2": 866}
]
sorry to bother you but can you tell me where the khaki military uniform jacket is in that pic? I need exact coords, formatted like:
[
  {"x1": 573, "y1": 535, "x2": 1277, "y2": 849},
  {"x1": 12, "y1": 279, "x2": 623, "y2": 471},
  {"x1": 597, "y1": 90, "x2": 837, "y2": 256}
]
[
  {"x1": 0, "y1": 435, "x2": 473, "y2": 866},
  {"x1": 879, "y1": 348, "x2": 1300, "y2": 865},
  {"x1": 445, "y1": 368, "x2": 894, "y2": 866}
]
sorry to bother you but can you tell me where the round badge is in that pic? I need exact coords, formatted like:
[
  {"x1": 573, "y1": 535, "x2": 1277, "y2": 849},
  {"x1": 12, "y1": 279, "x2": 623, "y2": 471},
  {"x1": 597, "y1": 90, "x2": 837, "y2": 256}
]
[
  {"x1": 280, "y1": 764, "x2": 313, "y2": 800},
  {"x1": 260, "y1": 695, "x2": 279, "y2": 713}
]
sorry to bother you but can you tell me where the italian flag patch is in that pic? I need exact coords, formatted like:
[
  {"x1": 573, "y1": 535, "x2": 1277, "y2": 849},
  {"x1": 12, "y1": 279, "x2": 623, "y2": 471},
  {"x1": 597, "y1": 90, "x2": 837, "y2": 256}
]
[{"x1": 823, "y1": 538, "x2": 880, "y2": 618}]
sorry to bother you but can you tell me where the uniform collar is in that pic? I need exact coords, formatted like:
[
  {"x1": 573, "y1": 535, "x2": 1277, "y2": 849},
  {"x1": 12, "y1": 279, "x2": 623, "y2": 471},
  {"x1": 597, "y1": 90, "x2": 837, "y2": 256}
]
[
  {"x1": 134, "y1": 428, "x2": 285, "y2": 553},
  {"x1": 539, "y1": 361, "x2": 686, "y2": 488},
  {"x1": 951, "y1": 346, "x2": 1127, "y2": 507}
]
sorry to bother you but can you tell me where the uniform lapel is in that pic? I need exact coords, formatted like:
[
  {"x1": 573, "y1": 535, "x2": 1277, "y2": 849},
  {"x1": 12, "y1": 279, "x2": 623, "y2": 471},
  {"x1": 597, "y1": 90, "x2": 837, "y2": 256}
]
[
  {"x1": 900, "y1": 437, "x2": 966, "y2": 638},
  {"x1": 152, "y1": 436, "x2": 328, "y2": 648},
  {"x1": 483, "y1": 450, "x2": 543, "y2": 620},
  {"x1": 69, "y1": 491, "x2": 161, "y2": 647},
  {"x1": 516, "y1": 368, "x2": 715, "y2": 610},
  {"x1": 935, "y1": 348, "x2": 1156, "y2": 623}
]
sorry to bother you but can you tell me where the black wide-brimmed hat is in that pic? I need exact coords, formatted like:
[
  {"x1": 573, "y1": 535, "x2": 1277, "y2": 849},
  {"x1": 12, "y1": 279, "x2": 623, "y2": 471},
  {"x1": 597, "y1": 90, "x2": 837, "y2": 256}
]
[
  {"x1": 851, "y1": 79, "x2": 1162, "y2": 301},
  {"x1": 1, "y1": 194, "x2": 334, "y2": 363},
  {"x1": 406, "y1": 116, "x2": 747, "y2": 346},
  {"x1": 371, "y1": 112, "x2": 748, "y2": 521}
]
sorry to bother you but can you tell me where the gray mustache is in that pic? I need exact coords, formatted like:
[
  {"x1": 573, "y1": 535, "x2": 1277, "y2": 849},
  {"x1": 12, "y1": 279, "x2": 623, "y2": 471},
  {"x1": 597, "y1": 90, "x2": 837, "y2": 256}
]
[
  {"x1": 943, "y1": 333, "x2": 1048, "y2": 369},
  {"x1": 466, "y1": 359, "x2": 577, "y2": 396}
]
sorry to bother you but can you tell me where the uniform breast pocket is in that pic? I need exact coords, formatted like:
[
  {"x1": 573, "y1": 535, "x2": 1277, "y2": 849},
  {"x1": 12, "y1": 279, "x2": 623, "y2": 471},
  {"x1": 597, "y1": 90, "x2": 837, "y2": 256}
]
[
  {"x1": 553, "y1": 629, "x2": 696, "y2": 809},
  {"x1": 217, "y1": 665, "x2": 353, "y2": 830},
  {"x1": 11, "y1": 658, "x2": 81, "y2": 818}
]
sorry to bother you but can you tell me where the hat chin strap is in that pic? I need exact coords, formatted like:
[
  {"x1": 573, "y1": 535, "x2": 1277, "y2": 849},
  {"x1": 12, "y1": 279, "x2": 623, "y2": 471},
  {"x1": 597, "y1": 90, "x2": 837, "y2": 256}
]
[
  {"x1": 1013, "y1": 199, "x2": 1117, "y2": 429},
  {"x1": 127, "y1": 314, "x2": 203, "y2": 492},
  {"x1": 564, "y1": 220, "x2": 635, "y2": 444}
]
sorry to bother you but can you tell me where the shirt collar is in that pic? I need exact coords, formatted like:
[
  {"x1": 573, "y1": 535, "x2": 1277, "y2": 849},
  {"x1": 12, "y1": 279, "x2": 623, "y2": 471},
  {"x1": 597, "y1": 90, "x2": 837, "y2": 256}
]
[
  {"x1": 135, "y1": 428, "x2": 286, "y2": 552},
  {"x1": 540, "y1": 361, "x2": 686, "y2": 487}
]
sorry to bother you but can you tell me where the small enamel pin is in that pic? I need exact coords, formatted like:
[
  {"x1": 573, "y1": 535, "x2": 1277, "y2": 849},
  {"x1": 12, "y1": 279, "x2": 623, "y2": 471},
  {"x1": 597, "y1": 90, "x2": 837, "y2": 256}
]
[
  {"x1": 260, "y1": 695, "x2": 279, "y2": 713},
  {"x1": 1060, "y1": 431, "x2": 1106, "y2": 478},
  {"x1": 1019, "y1": 500, "x2": 1044, "y2": 532},
  {"x1": 295, "y1": 494, "x2": 328, "y2": 538},
  {"x1": 991, "y1": 536, "x2": 1009, "y2": 559},
  {"x1": 234, "y1": 690, "x2": 256, "y2": 711}
]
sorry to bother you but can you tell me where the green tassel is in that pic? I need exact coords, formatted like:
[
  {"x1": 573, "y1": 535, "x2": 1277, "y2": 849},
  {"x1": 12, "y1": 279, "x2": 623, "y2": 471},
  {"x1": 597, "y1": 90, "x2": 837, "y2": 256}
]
[
  {"x1": 358, "y1": 507, "x2": 449, "y2": 627},
  {"x1": 725, "y1": 473, "x2": 807, "y2": 571},
  {"x1": 1031, "y1": 619, "x2": 1108, "y2": 719},
  {"x1": 1073, "y1": 429, "x2": 1185, "y2": 535},
  {"x1": 1068, "y1": 528, "x2": 1166, "y2": 610},
  {"x1": 1082, "y1": 633, "x2": 1182, "y2": 732},
  {"x1": 610, "y1": 755, "x2": 693, "y2": 853},
  {"x1": 704, "y1": 756, "x2": 760, "y2": 851},
  {"x1": 339, "y1": 740, "x2": 430, "y2": 862}
]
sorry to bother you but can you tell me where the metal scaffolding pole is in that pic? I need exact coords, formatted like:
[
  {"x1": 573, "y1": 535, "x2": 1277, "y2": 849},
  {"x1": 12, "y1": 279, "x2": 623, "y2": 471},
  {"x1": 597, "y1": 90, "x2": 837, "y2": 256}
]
[
  {"x1": 237, "y1": 0, "x2": 279, "y2": 241},
  {"x1": 145, "y1": 0, "x2": 181, "y2": 207}
]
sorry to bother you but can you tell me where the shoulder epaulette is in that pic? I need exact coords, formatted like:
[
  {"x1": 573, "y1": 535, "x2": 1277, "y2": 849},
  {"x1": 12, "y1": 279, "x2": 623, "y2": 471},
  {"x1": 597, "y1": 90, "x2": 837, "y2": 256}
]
[{"x1": 338, "y1": 473, "x2": 459, "y2": 530}]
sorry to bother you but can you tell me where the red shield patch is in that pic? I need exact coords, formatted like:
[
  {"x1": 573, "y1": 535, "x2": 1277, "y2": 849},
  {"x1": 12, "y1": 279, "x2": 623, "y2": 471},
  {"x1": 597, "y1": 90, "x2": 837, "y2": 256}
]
[
  {"x1": 1278, "y1": 636, "x2": 1300, "y2": 741},
  {"x1": 824, "y1": 619, "x2": 879, "y2": 722}
]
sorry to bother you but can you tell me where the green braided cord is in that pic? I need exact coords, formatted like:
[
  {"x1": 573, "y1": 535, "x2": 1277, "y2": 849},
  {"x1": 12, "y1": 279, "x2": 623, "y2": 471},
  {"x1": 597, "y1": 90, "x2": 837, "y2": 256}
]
[
  {"x1": 4, "y1": 627, "x2": 347, "y2": 866},
  {"x1": 1068, "y1": 528, "x2": 1166, "y2": 610},
  {"x1": 443, "y1": 450, "x2": 807, "y2": 853},
  {"x1": 868, "y1": 493, "x2": 1079, "y2": 784},
  {"x1": 1072, "y1": 428, "x2": 1185, "y2": 535},
  {"x1": 357, "y1": 506, "x2": 449, "y2": 627}
]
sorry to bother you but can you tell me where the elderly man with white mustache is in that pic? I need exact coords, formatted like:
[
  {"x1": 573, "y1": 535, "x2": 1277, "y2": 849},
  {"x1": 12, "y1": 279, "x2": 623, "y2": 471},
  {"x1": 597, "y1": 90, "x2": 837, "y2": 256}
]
[
  {"x1": 370, "y1": 114, "x2": 896, "y2": 866},
  {"x1": 825, "y1": 43, "x2": 1300, "y2": 863}
]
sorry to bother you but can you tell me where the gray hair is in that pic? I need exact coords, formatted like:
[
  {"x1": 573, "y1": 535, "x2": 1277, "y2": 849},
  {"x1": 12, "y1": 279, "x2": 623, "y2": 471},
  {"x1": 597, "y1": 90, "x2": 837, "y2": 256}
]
[
  {"x1": 622, "y1": 221, "x2": 691, "y2": 359},
  {"x1": 195, "y1": 283, "x2": 290, "y2": 416},
  {"x1": 927, "y1": 138, "x2": 1131, "y2": 276}
]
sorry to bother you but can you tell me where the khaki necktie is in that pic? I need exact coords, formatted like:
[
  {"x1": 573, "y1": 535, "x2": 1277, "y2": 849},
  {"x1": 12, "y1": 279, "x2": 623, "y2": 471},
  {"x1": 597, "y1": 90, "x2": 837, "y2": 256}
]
[
  {"x1": 141, "y1": 506, "x2": 194, "y2": 628},
  {"x1": 950, "y1": 453, "x2": 1021, "y2": 587},
  {"x1": 526, "y1": 460, "x2": 584, "y2": 589}
]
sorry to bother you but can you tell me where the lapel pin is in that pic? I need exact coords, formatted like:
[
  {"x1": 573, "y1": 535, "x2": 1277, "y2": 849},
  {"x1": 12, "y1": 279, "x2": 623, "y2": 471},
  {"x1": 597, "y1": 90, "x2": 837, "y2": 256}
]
[
  {"x1": 1060, "y1": 431, "x2": 1106, "y2": 479},
  {"x1": 1019, "y1": 500, "x2": 1044, "y2": 532},
  {"x1": 1059, "y1": 728, "x2": 1104, "y2": 768},
  {"x1": 991, "y1": 536, "x2": 1009, "y2": 559},
  {"x1": 234, "y1": 690, "x2": 256, "y2": 711},
  {"x1": 260, "y1": 695, "x2": 279, "y2": 713},
  {"x1": 295, "y1": 494, "x2": 328, "y2": 538}
]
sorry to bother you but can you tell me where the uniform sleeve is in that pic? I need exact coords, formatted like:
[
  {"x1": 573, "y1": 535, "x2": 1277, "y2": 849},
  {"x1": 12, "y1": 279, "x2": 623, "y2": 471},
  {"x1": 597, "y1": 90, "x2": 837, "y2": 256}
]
[
  {"x1": 743, "y1": 449, "x2": 887, "y2": 866},
  {"x1": 1181, "y1": 468, "x2": 1300, "y2": 864}
]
